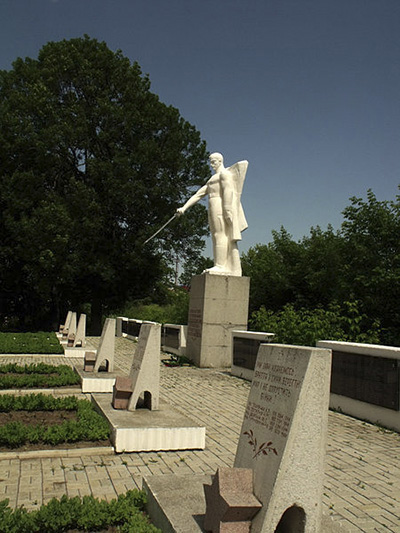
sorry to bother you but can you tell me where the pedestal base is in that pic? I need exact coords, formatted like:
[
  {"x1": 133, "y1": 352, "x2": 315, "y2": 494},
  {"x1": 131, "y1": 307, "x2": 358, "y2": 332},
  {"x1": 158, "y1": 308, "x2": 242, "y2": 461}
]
[
  {"x1": 143, "y1": 475, "x2": 347, "y2": 533},
  {"x1": 64, "y1": 347, "x2": 87, "y2": 358},
  {"x1": 92, "y1": 395, "x2": 206, "y2": 453},
  {"x1": 186, "y1": 274, "x2": 250, "y2": 368}
]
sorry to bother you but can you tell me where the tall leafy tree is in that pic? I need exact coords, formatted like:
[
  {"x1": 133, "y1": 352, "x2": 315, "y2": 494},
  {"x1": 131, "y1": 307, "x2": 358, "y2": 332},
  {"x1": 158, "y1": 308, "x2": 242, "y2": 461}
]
[
  {"x1": 341, "y1": 189, "x2": 400, "y2": 343},
  {"x1": 298, "y1": 224, "x2": 345, "y2": 308},
  {"x1": 0, "y1": 36, "x2": 209, "y2": 331},
  {"x1": 242, "y1": 227, "x2": 306, "y2": 313},
  {"x1": 242, "y1": 188, "x2": 400, "y2": 345}
]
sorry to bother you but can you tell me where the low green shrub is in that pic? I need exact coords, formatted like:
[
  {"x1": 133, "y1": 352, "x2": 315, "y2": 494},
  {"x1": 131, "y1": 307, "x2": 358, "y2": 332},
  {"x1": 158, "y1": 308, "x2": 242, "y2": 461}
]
[
  {"x1": 0, "y1": 394, "x2": 110, "y2": 447},
  {"x1": 0, "y1": 490, "x2": 161, "y2": 532},
  {"x1": 0, "y1": 393, "x2": 79, "y2": 412},
  {"x1": 0, "y1": 332, "x2": 63, "y2": 354},
  {"x1": 0, "y1": 363, "x2": 80, "y2": 389}
]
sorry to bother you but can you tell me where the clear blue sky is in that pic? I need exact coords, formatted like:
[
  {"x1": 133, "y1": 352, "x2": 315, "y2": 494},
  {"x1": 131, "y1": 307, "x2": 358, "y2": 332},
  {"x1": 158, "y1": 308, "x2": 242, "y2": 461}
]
[{"x1": 1, "y1": 0, "x2": 399, "y2": 257}]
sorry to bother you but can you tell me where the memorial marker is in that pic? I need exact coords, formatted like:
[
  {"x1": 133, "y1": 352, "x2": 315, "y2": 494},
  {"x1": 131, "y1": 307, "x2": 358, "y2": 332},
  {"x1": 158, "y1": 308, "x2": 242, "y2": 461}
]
[
  {"x1": 127, "y1": 322, "x2": 160, "y2": 411},
  {"x1": 74, "y1": 313, "x2": 86, "y2": 348},
  {"x1": 234, "y1": 343, "x2": 331, "y2": 533},
  {"x1": 90, "y1": 317, "x2": 116, "y2": 372},
  {"x1": 60, "y1": 310, "x2": 72, "y2": 335},
  {"x1": 62, "y1": 310, "x2": 73, "y2": 339},
  {"x1": 66, "y1": 311, "x2": 77, "y2": 344}
]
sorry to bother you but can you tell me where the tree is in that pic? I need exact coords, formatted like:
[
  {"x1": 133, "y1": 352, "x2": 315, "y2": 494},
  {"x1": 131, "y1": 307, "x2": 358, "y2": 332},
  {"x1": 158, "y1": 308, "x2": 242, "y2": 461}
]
[
  {"x1": 178, "y1": 255, "x2": 213, "y2": 287},
  {"x1": 340, "y1": 189, "x2": 400, "y2": 344},
  {"x1": 0, "y1": 36, "x2": 209, "y2": 332},
  {"x1": 297, "y1": 225, "x2": 345, "y2": 308},
  {"x1": 250, "y1": 302, "x2": 381, "y2": 346},
  {"x1": 241, "y1": 227, "x2": 306, "y2": 313},
  {"x1": 242, "y1": 188, "x2": 400, "y2": 345}
]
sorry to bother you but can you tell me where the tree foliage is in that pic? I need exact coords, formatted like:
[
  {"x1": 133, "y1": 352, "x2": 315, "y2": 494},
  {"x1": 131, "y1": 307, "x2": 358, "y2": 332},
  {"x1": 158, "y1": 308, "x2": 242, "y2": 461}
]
[
  {"x1": 250, "y1": 302, "x2": 381, "y2": 346},
  {"x1": 0, "y1": 36, "x2": 209, "y2": 331},
  {"x1": 118, "y1": 287, "x2": 190, "y2": 326},
  {"x1": 340, "y1": 190, "x2": 400, "y2": 344},
  {"x1": 178, "y1": 255, "x2": 214, "y2": 287},
  {"x1": 243, "y1": 188, "x2": 400, "y2": 345}
]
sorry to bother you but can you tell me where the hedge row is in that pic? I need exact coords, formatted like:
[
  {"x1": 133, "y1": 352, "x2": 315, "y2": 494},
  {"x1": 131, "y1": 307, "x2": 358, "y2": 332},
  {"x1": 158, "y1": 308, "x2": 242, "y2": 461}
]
[
  {"x1": 0, "y1": 363, "x2": 80, "y2": 389},
  {"x1": 0, "y1": 490, "x2": 160, "y2": 532}
]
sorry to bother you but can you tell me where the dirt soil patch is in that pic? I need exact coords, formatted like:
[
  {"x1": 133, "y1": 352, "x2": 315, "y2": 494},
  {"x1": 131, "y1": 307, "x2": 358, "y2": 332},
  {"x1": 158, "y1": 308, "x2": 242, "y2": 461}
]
[
  {"x1": 0, "y1": 409, "x2": 77, "y2": 426},
  {"x1": 67, "y1": 526, "x2": 121, "y2": 533}
]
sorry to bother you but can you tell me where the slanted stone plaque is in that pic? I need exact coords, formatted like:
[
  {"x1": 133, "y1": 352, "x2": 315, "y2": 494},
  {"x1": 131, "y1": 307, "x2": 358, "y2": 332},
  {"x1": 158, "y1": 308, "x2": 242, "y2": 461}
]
[
  {"x1": 60, "y1": 310, "x2": 72, "y2": 334},
  {"x1": 234, "y1": 343, "x2": 331, "y2": 533},
  {"x1": 93, "y1": 318, "x2": 116, "y2": 372},
  {"x1": 74, "y1": 313, "x2": 86, "y2": 348},
  {"x1": 62, "y1": 311, "x2": 74, "y2": 338},
  {"x1": 63, "y1": 312, "x2": 77, "y2": 344},
  {"x1": 127, "y1": 322, "x2": 161, "y2": 411},
  {"x1": 69, "y1": 312, "x2": 77, "y2": 337}
]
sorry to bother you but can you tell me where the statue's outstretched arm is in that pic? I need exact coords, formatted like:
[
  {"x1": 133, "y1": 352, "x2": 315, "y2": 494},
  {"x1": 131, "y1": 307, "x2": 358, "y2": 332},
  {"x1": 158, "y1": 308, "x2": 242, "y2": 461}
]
[{"x1": 177, "y1": 184, "x2": 208, "y2": 215}]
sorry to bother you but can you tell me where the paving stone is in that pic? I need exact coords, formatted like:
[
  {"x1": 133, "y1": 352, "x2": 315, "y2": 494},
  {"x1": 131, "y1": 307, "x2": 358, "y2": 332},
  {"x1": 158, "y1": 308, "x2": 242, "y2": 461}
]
[{"x1": 0, "y1": 336, "x2": 399, "y2": 532}]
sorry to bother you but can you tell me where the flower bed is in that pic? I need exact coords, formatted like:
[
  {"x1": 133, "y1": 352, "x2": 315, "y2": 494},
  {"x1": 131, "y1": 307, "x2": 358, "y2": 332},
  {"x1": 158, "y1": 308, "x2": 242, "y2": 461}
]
[
  {"x1": 0, "y1": 394, "x2": 109, "y2": 448},
  {"x1": 0, "y1": 363, "x2": 80, "y2": 389}
]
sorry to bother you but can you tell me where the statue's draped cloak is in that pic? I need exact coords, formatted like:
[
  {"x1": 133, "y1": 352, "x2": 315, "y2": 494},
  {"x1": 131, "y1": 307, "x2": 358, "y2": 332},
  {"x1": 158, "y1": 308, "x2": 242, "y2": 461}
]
[{"x1": 227, "y1": 160, "x2": 248, "y2": 241}]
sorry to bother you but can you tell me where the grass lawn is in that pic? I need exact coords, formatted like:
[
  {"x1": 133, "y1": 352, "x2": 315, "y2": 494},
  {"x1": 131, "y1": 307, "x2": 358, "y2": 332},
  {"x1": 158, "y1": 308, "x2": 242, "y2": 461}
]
[{"x1": 0, "y1": 332, "x2": 63, "y2": 354}]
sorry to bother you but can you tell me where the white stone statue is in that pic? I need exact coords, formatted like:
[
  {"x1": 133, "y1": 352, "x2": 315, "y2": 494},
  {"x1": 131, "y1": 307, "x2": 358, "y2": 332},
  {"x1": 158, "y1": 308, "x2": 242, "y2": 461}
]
[{"x1": 177, "y1": 152, "x2": 248, "y2": 276}]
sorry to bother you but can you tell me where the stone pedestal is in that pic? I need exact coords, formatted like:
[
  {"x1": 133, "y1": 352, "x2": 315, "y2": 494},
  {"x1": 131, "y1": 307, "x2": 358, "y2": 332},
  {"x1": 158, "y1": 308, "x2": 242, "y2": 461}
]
[
  {"x1": 92, "y1": 395, "x2": 205, "y2": 453},
  {"x1": 203, "y1": 468, "x2": 262, "y2": 532},
  {"x1": 143, "y1": 474, "x2": 345, "y2": 533},
  {"x1": 84, "y1": 351, "x2": 97, "y2": 372},
  {"x1": 112, "y1": 376, "x2": 133, "y2": 410},
  {"x1": 67, "y1": 334, "x2": 75, "y2": 347},
  {"x1": 186, "y1": 274, "x2": 250, "y2": 368}
]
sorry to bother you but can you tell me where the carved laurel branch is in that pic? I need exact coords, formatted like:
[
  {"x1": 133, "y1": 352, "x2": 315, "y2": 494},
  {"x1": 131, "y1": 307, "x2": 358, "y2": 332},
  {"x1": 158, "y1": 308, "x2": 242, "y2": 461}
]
[{"x1": 243, "y1": 429, "x2": 278, "y2": 460}]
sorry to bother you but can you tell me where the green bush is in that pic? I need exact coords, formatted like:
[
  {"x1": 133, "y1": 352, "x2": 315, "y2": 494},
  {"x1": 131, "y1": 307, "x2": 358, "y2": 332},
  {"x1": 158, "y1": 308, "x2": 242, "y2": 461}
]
[
  {"x1": 250, "y1": 301, "x2": 381, "y2": 346},
  {"x1": 0, "y1": 363, "x2": 80, "y2": 389},
  {"x1": 0, "y1": 393, "x2": 78, "y2": 412},
  {"x1": 118, "y1": 288, "x2": 190, "y2": 325},
  {"x1": 0, "y1": 332, "x2": 63, "y2": 354},
  {"x1": 0, "y1": 394, "x2": 109, "y2": 447},
  {"x1": 0, "y1": 490, "x2": 161, "y2": 532}
]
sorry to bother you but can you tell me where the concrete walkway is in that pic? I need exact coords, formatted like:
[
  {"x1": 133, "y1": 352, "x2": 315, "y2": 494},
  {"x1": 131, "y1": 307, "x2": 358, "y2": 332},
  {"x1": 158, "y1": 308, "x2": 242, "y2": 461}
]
[{"x1": 0, "y1": 336, "x2": 399, "y2": 532}]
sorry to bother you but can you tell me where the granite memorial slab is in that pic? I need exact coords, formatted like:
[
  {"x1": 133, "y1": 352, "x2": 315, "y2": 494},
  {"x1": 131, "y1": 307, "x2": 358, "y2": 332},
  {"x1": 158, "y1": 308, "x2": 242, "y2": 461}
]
[
  {"x1": 234, "y1": 343, "x2": 331, "y2": 533},
  {"x1": 58, "y1": 310, "x2": 72, "y2": 338},
  {"x1": 127, "y1": 322, "x2": 160, "y2": 411},
  {"x1": 78, "y1": 318, "x2": 117, "y2": 392}
]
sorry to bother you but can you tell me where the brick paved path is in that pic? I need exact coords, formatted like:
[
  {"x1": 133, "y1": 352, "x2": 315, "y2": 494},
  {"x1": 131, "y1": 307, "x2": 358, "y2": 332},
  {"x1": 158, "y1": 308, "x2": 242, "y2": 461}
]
[{"x1": 0, "y1": 337, "x2": 399, "y2": 532}]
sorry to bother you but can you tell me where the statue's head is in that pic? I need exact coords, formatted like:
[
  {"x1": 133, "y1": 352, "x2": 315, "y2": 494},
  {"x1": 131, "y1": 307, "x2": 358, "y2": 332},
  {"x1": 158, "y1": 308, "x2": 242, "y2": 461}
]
[{"x1": 209, "y1": 152, "x2": 224, "y2": 170}]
